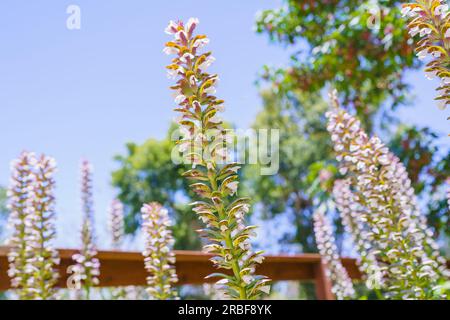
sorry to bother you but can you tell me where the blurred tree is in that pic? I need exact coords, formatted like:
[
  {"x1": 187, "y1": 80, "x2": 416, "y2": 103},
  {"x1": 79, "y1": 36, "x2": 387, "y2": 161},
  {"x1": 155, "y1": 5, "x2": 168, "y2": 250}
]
[
  {"x1": 243, "y1": 90, "x2": 335, "y2": 252},
  {"x1": 255, "y1": 0, "x2": 417, "y2": 132},
  {"x1": 111, "y1": 130, "x2": 201, "y2": 250}
]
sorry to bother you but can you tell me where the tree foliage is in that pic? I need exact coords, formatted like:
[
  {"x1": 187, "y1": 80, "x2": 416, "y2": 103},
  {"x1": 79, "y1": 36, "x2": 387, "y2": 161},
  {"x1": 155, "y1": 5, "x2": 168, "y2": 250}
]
[
  {"x1": 255, "y1": 0, "x2": 418, "y2": 132},
  {"x1": 243, "y1": 90, "x2": 334, "y2": 251},
  {"x1": 111, "y1": 130, "x2": 201, "y2": 250}
]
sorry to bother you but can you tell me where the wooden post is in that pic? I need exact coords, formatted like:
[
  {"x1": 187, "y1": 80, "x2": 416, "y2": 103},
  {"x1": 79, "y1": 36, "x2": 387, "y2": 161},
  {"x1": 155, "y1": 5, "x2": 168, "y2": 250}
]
[{"x1": 314, "y1": 259, "x2": 335, "y2": 300}]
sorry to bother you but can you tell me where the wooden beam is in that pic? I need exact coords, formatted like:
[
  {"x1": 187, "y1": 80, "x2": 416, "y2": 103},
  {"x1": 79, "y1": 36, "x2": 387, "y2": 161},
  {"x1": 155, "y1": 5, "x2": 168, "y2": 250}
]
[
  {"x1": 1, "y1": 245, "x2": 448, "y2": 300},
  {"x1": 0, "y1": 246, "x2": 361, "y2": 294}
]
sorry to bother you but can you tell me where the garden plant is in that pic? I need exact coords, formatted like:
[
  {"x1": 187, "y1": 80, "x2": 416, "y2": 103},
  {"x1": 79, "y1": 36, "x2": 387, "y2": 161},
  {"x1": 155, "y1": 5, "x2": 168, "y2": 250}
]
[{"x1": 0, "y1": 0, "x2": 449, "y2": 303}]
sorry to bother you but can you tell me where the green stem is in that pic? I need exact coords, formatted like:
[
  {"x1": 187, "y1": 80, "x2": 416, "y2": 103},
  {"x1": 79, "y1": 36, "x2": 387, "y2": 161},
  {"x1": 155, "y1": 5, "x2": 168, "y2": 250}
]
[{"x1": 208, "y1": 173, "x2": 247, "y2": 299}]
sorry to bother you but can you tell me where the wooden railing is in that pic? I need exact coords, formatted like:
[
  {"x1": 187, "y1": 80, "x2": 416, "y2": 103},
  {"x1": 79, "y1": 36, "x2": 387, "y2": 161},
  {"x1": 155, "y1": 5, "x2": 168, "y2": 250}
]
[
  {"x1": 0, "y1": 245, "x2": 365, "y2": 299},
  {"x1": 2, "y1": 246, "x2": 448, "y2": 299}
]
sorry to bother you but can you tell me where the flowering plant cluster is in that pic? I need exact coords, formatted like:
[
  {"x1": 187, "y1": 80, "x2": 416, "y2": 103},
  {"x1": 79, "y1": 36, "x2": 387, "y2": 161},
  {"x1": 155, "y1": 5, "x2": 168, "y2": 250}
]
[
  {"x1": 68, "y1": 160, "x2": 100, "y2": 299},
  {"x1": 141, "y1": 202, "x2": 178, "y2": 300},
  {"x1": 402, "y1": 0, "x2": 450, "y2": 110},
  {"x1": 333, "y1": 179, "x2": 383, "y2": 290},
  {"x1": 326, "y1": 91, "x2": 449, "y2": 299},
  {"x1": 163, "y1": 18, "x2": 270, "y2": 299},
  {"x1": 313, "y1": 208, "x2": 355, "y2": 300},
  {"x1": 7, "y1": 151, "x2": 59, "y2": 300},
  {"x1": 109, "y1": 199, "x2": 125, "y2": 249},
  {"x1": 108, "y1": 199, "x2": 143, "y2": 300}
]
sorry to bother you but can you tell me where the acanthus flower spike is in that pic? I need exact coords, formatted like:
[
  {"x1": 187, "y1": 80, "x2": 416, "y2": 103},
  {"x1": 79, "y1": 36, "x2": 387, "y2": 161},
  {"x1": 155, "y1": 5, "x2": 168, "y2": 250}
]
[
  {"x1": 313, "y1": 208, "x2": 355, "y2": 300},
  {"x1": 402, "y1": 1, "x2": 450, "y2": 111},
  {"x1": 164, "y1": 18, "x2": 270, "y2": 299},
  {"x1": 108, "y1": 198, "x2": 137, "y2": 299},
  {"x1": 68, "y1": 159, "x2": 100, "y2": 299},
  {"x1": 26, "y1": 155, "x2": 60, "y2": 299},
  {"x1": 6, "y1": 151, "x2": 36, "y2": 299},
  {"x1": 326, "y1": 90, "x2": 449, "y2": 299},
  {"x1": 332, "y1": 179, "x2": 384, "y2": 290},
  {"x1": 141, "y1": 202, "x2": 178, "y2": 300},
  {"x1": 108, "y1": 199, "x2": 125, "y2": 249}
]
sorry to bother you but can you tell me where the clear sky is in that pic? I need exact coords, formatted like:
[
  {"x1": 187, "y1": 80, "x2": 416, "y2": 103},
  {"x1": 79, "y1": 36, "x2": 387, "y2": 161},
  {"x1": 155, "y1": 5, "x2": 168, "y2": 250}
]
[{"x1": 0, "y1": 1, "x2": 448, "y2": 249}]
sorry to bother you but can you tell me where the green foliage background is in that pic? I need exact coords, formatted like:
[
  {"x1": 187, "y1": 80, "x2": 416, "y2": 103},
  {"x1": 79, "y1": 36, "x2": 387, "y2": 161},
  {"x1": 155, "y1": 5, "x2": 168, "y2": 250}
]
[{"x1": 112, "y1": 132, "x2": 201, "y2": 250}]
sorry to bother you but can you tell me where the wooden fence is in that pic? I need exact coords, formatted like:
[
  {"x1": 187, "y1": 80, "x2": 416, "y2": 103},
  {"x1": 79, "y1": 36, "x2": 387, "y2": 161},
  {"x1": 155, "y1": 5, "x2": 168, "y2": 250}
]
[{"x1": 0, "y1": 245, "x2": 366, "y2": 299}]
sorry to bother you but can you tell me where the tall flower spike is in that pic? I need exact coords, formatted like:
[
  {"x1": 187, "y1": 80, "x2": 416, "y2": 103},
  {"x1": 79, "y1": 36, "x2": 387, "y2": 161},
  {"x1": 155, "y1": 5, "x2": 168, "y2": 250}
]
[
  {"x1": 27, "y1": 155, "x2": 60, "y2": 299},
  {"x1": 326, "y1": 95, "x2": 449, "y2": 299},
  {"x1": 108, "y1": 199, "x2": 125, "y2": 249},
  {"x1": 6, "y1": 151, "x2": 36, "y2": 299},
  {"x1": 402, "y1": 1, "x2": 450, "y2": 110},
  {"x1": 313, "y1": 209, "x2": 355, "y2": 300},
  {"x1": 108, "y1": 199, "x2": 135, "y2": 299},
  {"x1": 68, "y1": 160, "x2": 100, "y2": 299},
  {"x1": 164, "y1": 18, "x2": 270, "y2": 299},
  {"x1": 332, "y1": 179, "x2": 384, "y2": 290},
  {"x1": 141, "y1": 202, "x2": 178, "y2": 300}
]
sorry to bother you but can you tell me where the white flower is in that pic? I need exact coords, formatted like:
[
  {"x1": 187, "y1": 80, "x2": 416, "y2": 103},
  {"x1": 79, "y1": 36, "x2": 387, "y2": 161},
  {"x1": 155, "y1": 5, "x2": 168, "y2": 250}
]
[
  {"x1": 253, "y1": 255, "x2": 264, "y2": 264},
  {"x1": 425, "y1": 70, "x2": 436, "y2": 80},
  {"x1": 167, "y1": 68, "x2": 179, "y2": 79},
  {"x1": 377, "y1": 154, "x2": 390, "y2": 165},
  {"x1": 180, "y1": 53, "x2": 194, "y2": 63},
  {"x1": 165, "y1": 20, "x2": 178, "y2": 35},
  {"x1": 259, "y1": 285, "x2": 271, "y2": 294},
  {"x1": 401, "y1": 6, "x2": 411, "y2": 17},
  {"x1": 226, "y1": 181, "x2": 239, "y2": 195},
  {"x1": 416, "y1": 49, "x2": 427, "y2": 60},
  {"x1": 435, "y1": 4, "x2": 448, "y2": 18},
  {"x1": 174, "y1": 94, "x2": 186, "y2": 104},
  {"x1": 442, "y1": 77, "x2": 450, "y2": 84},
  {"x1": 408, "y1": 26, "x2": 420, "y2": 37},
  {"x1": 242, "y1": 275, "x2": 253, "y2": 284},
  {"x1": 419, "y1": 27, "x2": 432, "y2": 37},
  {"x1": 431, "y1": 50, "x2": 442, "y2": 58},
  {"x1": 216, "y1": 278, "x2": 228, "y2": 285},
  {"x1": 204, "y1": 86, "x2": 217, "y2": 95},
  {"x1": 198, "y1": 56, "x2": 215, "y2": 72},
  {"x1": 163, "y1": 46, "x2": 178, "y2": 55},
  {"x1": 186, "y1": 17, "x2": 199, "y2": 33},
  {"x1": 215, "y1": 104, "x2": 225, "y2": 112},
  {"x1": 445, "y1": 28, "x2": 450, "y2": 38},
  {"x1": 437, "y1": 99, "x2": 447, "y2": 110},
  {"x1": 339, "y1": 167, "x2": 348, "y2": 175},
  {"x1": 193, "y1": 37, "x2": 210, "y2": 48}
]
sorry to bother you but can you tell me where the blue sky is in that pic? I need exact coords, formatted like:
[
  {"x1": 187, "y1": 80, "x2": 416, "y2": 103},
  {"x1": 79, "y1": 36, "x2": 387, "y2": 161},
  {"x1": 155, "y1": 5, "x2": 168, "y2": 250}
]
[{"x1": 0, "y1": 1, "x2": 448, "y2": 249}]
